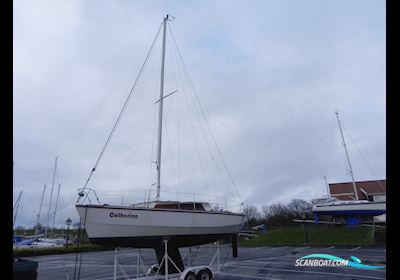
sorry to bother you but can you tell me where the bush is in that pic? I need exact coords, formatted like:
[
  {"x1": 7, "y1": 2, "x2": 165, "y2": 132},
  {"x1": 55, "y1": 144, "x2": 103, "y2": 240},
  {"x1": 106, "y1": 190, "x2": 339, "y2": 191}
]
[{"x1": 241, "y1": 225, "x2": 374, "y2": 247}]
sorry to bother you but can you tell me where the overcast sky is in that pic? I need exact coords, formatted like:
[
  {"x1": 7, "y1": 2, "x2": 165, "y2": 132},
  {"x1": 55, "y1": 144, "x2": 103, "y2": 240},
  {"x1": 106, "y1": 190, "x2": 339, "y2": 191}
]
[{"x1": 13, "y1": 0, "x2": 385, "y2": 228}]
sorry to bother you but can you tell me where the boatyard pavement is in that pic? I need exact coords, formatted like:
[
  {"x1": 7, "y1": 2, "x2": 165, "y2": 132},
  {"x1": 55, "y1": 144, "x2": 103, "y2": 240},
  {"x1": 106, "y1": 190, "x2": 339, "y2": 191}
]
[{"x1": 29, "y1": 245, "x2": 386, "y2": 280}]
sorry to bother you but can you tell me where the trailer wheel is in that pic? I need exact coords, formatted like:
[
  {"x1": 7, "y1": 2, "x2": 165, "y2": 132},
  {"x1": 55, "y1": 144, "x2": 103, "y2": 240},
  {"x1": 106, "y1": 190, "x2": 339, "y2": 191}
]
[
  {"x1": 184, "y1": 271, "x2": 196, "y2": 280},
  {"x1": 197, "y1": 269, "x2": 212, "y2": 280}
]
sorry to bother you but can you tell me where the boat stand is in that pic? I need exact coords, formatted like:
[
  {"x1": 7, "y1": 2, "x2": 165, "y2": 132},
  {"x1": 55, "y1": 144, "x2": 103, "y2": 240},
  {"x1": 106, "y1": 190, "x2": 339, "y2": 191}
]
[
  {"x1": 112, "y1": 240, "x2": 222, "y2": 280},
  {"x1": 113, "y1": 248, "x2": 132, "y2": 280}
]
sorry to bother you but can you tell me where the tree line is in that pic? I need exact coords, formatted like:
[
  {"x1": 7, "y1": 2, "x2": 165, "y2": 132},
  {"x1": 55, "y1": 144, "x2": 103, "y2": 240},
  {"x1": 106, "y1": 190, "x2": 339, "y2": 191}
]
[{"x1": 243, "y1": 199, "x2": 318, "y2": 227}]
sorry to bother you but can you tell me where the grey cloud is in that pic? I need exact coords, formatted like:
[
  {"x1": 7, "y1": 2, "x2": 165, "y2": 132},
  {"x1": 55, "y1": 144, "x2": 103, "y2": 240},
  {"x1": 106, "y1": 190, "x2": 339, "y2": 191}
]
[{"x1": 13, "y1": 0, "x2": 385, "y2": 227}]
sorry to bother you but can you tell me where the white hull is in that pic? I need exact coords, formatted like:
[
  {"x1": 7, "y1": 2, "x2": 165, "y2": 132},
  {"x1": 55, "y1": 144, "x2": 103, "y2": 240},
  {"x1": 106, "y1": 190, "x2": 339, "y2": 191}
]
[
  {"x1": 313, "y1": 201, "x2": 386, "y2": 216},
  {"x1": 76, "y1": 205, "x2": 244, "y2": 240},
  {"x1": 30, "y1": 242, "x2": 64, "y2": 248}
]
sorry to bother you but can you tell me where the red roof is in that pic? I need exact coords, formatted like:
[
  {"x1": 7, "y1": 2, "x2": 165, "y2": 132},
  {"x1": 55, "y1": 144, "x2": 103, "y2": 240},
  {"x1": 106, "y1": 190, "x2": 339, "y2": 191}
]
[{"x1": 329, "y1": 179, "x2": 386, "y2": 200}]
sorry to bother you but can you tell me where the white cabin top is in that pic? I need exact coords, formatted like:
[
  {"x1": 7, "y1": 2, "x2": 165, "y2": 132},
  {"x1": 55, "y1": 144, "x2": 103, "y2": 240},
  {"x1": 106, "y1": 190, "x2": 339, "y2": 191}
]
[
  {"x1": 313, "y1": 196, "x2": 371, "y2": 207},
  {"x1": 133, "y1": 200, "x2": 212, "y2": 211}
]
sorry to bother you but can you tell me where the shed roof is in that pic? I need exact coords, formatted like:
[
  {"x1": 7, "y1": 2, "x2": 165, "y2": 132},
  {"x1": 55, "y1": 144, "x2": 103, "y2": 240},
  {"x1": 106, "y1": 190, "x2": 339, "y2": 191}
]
[{"x1": 329, "y1": 179, "x2": 386, "y2": 200}]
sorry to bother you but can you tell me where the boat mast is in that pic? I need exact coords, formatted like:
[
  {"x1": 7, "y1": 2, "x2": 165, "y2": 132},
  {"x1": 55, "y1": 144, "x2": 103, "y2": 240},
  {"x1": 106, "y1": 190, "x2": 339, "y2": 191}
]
[
  {"x1": 13, "y1": 190, "x2": 23, "y2": 234},
  {"x1": 155, "y1": 15, "x2": 169, "y2": 200},
  {"x1": 13, "y1": 161, "x2": 15, "y2": 191},
  {"x1": 323, "y1": 176, "x2": 330, "y2": 197},
  {"x1": 51, "y1": 183, "x2": 61, "y2": 236},
  {"x1": 335, "y1": 111, "x2": 359, "y2": 200},
  {"x1": 35, "y1": 184, "x2": 47, "y2": 234},
  {"x1": 45, "y1": 156, "x2": 58, "y2": 238}
]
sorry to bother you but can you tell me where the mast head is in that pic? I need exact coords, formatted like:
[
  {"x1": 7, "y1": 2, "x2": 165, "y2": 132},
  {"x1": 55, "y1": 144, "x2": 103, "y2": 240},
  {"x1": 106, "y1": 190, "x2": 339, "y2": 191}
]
[{"x1": 164, "y1": 14, "x2": 175, "y2": 21}]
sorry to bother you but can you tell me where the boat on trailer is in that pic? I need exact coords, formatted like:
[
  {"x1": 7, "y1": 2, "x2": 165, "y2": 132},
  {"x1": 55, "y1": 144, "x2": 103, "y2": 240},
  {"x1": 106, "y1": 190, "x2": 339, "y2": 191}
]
[
  {"x1": 76, "y1": 15, "x2": 244, "y2": 277},
  {"x1": 312, "y1": 112, "x2": 386, "y2": 226}
]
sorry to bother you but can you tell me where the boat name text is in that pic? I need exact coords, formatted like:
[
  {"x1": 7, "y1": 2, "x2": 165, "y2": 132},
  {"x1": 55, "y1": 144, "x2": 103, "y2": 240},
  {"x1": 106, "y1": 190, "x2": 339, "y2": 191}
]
[{"x1": 109, "y1": 212, "x2": 138, "y2": 218}]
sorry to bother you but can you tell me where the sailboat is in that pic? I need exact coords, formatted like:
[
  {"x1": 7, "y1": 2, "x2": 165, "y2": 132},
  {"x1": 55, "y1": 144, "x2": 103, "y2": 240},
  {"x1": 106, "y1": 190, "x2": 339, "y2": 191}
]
[
  {"x1": 75, "y1": 15, "x2": 244, "y2": 269},
  {"x1": 312, "y1": 112, "x2": 386, "y2": 225}
]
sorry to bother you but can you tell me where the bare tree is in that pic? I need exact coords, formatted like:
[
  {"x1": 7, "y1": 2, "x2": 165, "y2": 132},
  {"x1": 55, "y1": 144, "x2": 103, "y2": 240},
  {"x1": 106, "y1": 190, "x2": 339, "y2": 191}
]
[
  {"x1": 287, "y1": 199, "x2": 312, "y2": 218},
  {"x1": 261, "y1": 205, "x2": 271, "y2": 221},
  {"x1": 268, "y1": 203, "x2": 291, "y2": 218},
  {"x1": 243, "y1": 204, "x2": 261, "y2": 226},
  {"x1": 252, "y1": 199, "x2": 316, "y2": 226},
  {"x1": 262, "y1": 202, "x2": 299, "y2": 226}
]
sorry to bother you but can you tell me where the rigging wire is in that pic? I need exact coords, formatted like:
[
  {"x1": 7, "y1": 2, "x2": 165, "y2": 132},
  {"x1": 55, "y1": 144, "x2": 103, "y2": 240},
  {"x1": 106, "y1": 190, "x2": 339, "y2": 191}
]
[
  {"x1": 176, "y1": 54, "x2": 182, "y2": 200},
  {"x1": 72, "y1": 216, "x2": 84, "y2": 280},
  {"x1": 146, "y1": 49, "x2": 162, "y2": 202},
  {"x1": 166, "y1": 34, "x2": 183, "y2": 200},
  {"x1": 161, "y1": 36, "x2": 180, "y2": 193},
  {"x1": 77, "y1": 23, "x2": 163, "y2": 202},
  {"x1": 50, "y1": 163, "x2": 62, "y2": 234},
  {"x1": 321, "y1": 113, "x2": 338, "y2": 192},
  {"x1": 343, "y1": 128, "x2": 386, "y2": 192},
  {"x1": 168, "y1": 21, "x2": 216, "y2": 201},
  {"x1": 74, "y1": 21, "x2": 164, "y2": 280},
  {"x1": 180, "y1": 64, "x2": 211, "y2": 198},
  {"x1": 168, "y1": 31, "x2": 194, "y2": 201},
  {"x1": 322, "y1": 114, "x2": 337, "y2": 176},
  {"x1": 167, "y1": 22, "x2": 213, "y2": 202},
  {"x1": 167, "y1": 22, "x2": 230, "y2": 197},
  {"x1": 167, "y1": 22, "x2": 244, "y2": 206},
  {"x1": 13, "y1": 161, "x2": 15, "y2": 189},
  {"x1": 45, "y1": 157, "x2": 58, "y2": 238},
  {"x1": 55, "y1": 170, "x2": 64, "y2": 233},
  {"x1": 163, "y1": 101, "x2": 180, "y2": 197}
]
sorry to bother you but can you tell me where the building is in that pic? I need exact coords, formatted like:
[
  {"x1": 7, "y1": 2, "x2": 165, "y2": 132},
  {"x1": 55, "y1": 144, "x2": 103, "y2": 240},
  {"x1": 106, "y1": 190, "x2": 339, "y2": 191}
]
[
  {"x1": 329, "y1": 179, "x2": 386, "y2": 222},
  {"x1": 329, "y1": 179, "x2": 386, "y2": 202}
]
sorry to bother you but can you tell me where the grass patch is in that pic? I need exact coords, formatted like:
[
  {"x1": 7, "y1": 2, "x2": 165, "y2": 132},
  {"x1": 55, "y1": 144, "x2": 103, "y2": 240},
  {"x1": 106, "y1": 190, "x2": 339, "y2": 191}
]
[
  {"x1": 14, "y1": 226, "x2": 379, "y2": 256},
  {"x1": 13, "y1": 244, "x2": 114, "y2": 258},
  {"x1": 241, "y1": 226, "x2": 375, "y2": 247}
]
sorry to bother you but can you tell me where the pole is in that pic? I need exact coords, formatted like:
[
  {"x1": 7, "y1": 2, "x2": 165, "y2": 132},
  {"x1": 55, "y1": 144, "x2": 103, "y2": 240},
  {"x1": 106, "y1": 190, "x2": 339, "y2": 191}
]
[
  {"x1": 188, "y1": 247, "x2": 192, "y2": 267},
  {"x1": 217, "y1": 241, "x2": 220, "y2": 271},
  {"x1": 13, "y1": 191, "x2": 23, "y2": 236},
  {"x1": 136, "y1": 249, "x2": 140, "y2": 278},
  {"x1": 323, "y1": 176, "x2": 330, "y2": 197},
  {"x1": 335, "y1": 112, "x2": 358, "y2": 200},
  {"x1": 66, "y1": 225, "x2": 70, "y2": 249},
  {"x1": 164, "y1": 240, "x2": 168, "y2": 280},
  {"x1": 51, "y1": 184, "x2": 61, "y2": 236},
  {"x1": 45, "y1": 156, "x2": 58, "y2": 238},
  {"x1": 372, "y1": 219, "x2": 375, "y2": 241},
  {"x1": 35, "y1": 184, "x2": 47, "y2": 234},
  {"x1": 113, "y1": 248, "x2": 117, "y2": 280},
  {"x1": 302, "y1": 224, "x2": 309, "y2": 245},
  {"x1": 13, "y1": 161, "x2": 15, "y2": 189},
  {"x1": 13, "y1": 192, "x2": 22, "y2": 218},
  {"x1": 156, "y1": 15, "x2": 168, "y2": 200}
]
